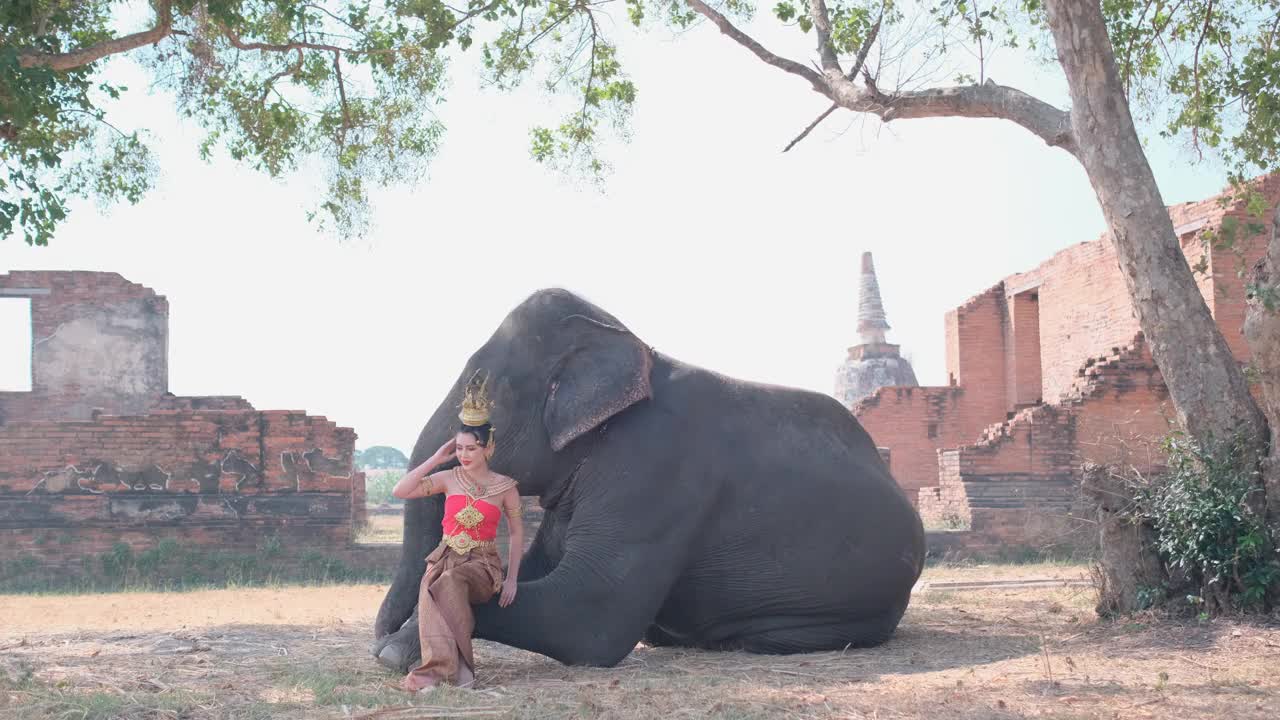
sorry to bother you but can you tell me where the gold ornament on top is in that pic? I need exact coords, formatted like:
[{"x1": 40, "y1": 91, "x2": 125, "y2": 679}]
[{"x1": 458, "y1": 371, "x2": 495, "y2": 427}]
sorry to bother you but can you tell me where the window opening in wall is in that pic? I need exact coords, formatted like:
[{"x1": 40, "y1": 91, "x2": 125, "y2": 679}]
[{"x1": 1, "y1": 298, "x2": 33, "y2": 391}]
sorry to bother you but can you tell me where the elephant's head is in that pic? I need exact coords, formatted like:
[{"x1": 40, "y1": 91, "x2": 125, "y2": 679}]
[
  {"x1": 408, "y1": 288, "x2": 654, "y2": 497},
  {"x1": 373, "y1": 288, "x2": 656, "y2": 657}
]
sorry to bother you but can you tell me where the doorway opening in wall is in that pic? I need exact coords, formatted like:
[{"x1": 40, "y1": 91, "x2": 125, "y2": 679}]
[
  {"x1": 1011, "y1": 289, "x2": 1043, "y2": 410},
  {"x1": 1, "y1": 298, "x2": 33, "y2": 391}
]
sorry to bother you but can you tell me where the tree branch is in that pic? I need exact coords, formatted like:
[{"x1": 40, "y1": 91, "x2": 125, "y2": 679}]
[
  {"x1": 219, "y1": 24, "x2": 395, "y2": 58},
  {"x1": 1119, "y1": 0, "x2": 1157, "y2": 94},
  {"x1": 333, "y1": 52, "x2": 352, "y2": 149},
  {"x1": 842, "y1": 76, "x2": 1078, "y2": 156},
  {"x1": 58, "y1": 108, "x2": 131, "y2": 139},
  {"x1": 1190, "y1": 0, "x2": 1216, "y2": 158},
  {"x1": 18, "y1": 0, "x2": 174, "y2": 71},
  {"x1": 783, "y1": 6, "x2": 884, "y2": 153},
  {"x1": 848, "y1": 5, "x2": 884, "y2": 82},
  {"x1": 970, "y1": 0, "x2": 986, "y2": 84},
  {"x1": 568, "y1": 12, "x2": 601, "y2": 161},
  {"x1": 685, "y1": 0, "x2": 828, "y2": 94},
  {"x1": 809, "y1": 0, "x2": 843, "y2": 75},
  {"x1": 684, "y1": 0, "x2": 1075, "y2": 156},
  {"x1": 782, "y1": 104, "x2": 839, "y2": 152},
  {"x1": 260, "y1": 49, "x2": 305, "y2": 105}
]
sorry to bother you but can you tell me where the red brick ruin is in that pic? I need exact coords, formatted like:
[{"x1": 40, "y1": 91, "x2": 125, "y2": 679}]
[
  {"x1": 0, "y1": 271, "x2": 372, "y2": 577},
  {"x1": 5, "y1": 176, "x2": 1278, "y2": 572},
  {"x1": 852, "y1": 175, "x2": 1280, "y2": 555}
]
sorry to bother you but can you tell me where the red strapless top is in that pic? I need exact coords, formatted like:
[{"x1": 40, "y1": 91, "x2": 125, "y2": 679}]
[{"x1": 442, "y1": 494, "x2": 502, "y2": 541}]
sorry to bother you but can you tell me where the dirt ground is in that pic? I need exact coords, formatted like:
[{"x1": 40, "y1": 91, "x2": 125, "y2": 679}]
[{"x1": 2, "y1": 562, "x2": 1278, "y2": 719}]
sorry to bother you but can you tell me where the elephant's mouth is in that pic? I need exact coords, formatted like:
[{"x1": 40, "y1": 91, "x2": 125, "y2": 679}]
[{"x1": 539, "y1": 457, "x2": 586, "y2": 510}]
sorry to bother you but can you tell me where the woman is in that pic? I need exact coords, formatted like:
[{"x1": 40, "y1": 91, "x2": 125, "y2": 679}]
[{"x1": 391, "y1": 376, "x2": 523, "y2": 691}]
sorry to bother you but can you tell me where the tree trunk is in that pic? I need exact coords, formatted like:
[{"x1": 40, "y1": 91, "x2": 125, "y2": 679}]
[
  {"x1": 1042, "y1": 0, "x2": 1268, "y2": 454},
  {"x1": 1081, "y1": 464, "x2": 1168, "y2": 615},
  {"x1": 1242, "y1": 204, "x2": 1280, "y2": 532}
]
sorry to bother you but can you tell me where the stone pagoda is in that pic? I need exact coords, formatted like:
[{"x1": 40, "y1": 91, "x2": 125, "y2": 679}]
[{"x1": 834, "y1": 252, "x2": 919, "y2": 409}]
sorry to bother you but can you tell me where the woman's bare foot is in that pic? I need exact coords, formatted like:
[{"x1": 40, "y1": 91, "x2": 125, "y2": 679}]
[{"x1": 401, "y1": 673, "x2": 440, "y2": 693}]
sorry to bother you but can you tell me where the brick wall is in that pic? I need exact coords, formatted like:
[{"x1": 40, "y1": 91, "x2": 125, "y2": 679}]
[
  {"x1": 1065, "y1": 337, "x2": 1175, "y2": 468},
  {"x1": 992, "y1": 174, "x2": 1280, "y2": 408},
  {"x1": 351, "y1": 471, "x2": 369, "y2": 531},
  {"x1": 865, "y1": 176, "x2": 1280, "y2": 557},
  {"x1": 918, "y1": 404, "x2": 1087, "y2": 554},
  {"x1": 0, "y1": 270, "x2": 370, "y2": 579},
  {"x1": 854, "y1": 387, "x2": 964, "y2": 505},
  {"x1": 0, "y1": 271, "x2": 169, "y2": 422},
  {"x1": 857, "y1": 286, "x2": 1020, "y2": 504},
  {"x1": 945, "y1": 284, "x2": 1010, "y2": 424},
  {"x1": 918, "y1": 337, "x2": 1171, "y2": 555},
  {"x1": 1198, "y1": 177, "x2": 1280, "y2": 362},
  {"x1": 0, "y1": 405, "x2": 362, "y2": 571},
  {"x1": 1003, "y1": 240, "x2": 1141, "y2": 404}
]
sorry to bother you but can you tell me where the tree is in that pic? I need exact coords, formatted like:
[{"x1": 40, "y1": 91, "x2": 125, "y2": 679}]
[
  {"x1": 2, "y1": 0, "x2": 636, "y2": 245},
  {"x1": 697, "y1": 0, "x2": 1280, "y2": 607},
  {"x1": 681, "y1": 0, "x2": 1280, "y2": 606},
  {"x1": 355, "y1": 445, "x2": 409, "y2": 469}
]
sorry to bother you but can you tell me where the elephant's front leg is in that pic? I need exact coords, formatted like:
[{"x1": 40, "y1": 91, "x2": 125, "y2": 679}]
[
  {"x1": 373, "y1": 607, "x2": 423, "y2": 672},
  {"x1": 470, "y1": 494, "x2": 698, "y2": 666},
  {"x1": 515, "y1": 503, "x2": 569, "y2": 582}
]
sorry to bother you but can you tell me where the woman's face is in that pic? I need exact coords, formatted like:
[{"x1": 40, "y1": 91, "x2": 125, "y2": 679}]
[{"x1": 455, "y1": 431, "x2": 489, "y2": 471}]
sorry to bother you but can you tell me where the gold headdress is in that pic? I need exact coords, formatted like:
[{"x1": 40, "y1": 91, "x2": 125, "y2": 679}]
[{"x1": 458, "y1": 371, "x2": 494, "y2": 427}]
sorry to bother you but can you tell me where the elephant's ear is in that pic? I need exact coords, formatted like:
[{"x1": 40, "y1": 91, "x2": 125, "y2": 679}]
[{"x1": 544, "y1": 316, "x2": 653, "y2": 452}]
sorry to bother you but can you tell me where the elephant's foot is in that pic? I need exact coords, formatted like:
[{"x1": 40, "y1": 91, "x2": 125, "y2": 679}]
[
  {"x1": 642, "y1": 624, "x2": 683, "y2": 648},
  {"x1": 456, "y1": 662, "x2": 475, "y2": 689},
  {"x1": 372, "y1": 616, "x2": 421, "y2": 673}
]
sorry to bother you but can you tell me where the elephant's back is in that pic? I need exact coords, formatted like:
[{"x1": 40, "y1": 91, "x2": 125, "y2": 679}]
[{"x1": 653, "y1": 364, "x2": 925, "y2": 624}]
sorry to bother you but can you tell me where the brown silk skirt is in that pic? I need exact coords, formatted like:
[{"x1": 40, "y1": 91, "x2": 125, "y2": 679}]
[{"x1": 404, "y1": 541, "x2": 503, "y2": 688}]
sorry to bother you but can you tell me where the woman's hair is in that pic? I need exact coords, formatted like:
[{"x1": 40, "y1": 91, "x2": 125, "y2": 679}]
[{"x1": 458, "y1": 422, "x2": 493, "y2": 446}]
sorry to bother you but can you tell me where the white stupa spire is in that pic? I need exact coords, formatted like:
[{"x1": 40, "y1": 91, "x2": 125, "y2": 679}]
[
  {"x1": 834, "y1": 251, "x2": 918, "y2": 410},
  {"x1": 857, "y1": 252, "x2": 891, "y2": 345}
]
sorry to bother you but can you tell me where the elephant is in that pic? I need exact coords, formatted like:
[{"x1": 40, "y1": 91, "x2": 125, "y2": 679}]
[{"x1": 373, "y1": 288, "x2": 925, "y2": 670}]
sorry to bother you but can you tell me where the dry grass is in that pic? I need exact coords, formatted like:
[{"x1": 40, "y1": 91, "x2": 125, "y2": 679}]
[
  {"x1": 356, "y1": 512, "x2": 403, "y2": 545},
  {"x1": 3, "y1": 563, "x2": 1279, "y2": 719}
]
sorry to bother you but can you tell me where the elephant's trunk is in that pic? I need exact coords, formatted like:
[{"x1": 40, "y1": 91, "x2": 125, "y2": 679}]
[{"x1": 372, "y1": 388, "x2": 461, "y2": 641}]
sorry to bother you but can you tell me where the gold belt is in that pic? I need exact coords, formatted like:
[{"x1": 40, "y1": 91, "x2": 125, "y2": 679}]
[{"x1": 441, "y1": 531, "x2": 496, "y2": 555}]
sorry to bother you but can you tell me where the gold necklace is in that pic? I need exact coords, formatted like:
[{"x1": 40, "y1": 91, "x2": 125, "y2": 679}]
[
  {"x1": 456, "y1": 466, "x2": 508, "y2": 501},
  {"x1": 451, "y1": 467, "x2": 487, "y2": 530},
  {"x1": 452, "y1": 467, "x2": 512, "y2": 531}
]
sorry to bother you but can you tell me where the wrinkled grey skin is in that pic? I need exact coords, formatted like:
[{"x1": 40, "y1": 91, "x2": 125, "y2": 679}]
[{"x1": 372, "y1": 289, "x2": 925, "y2": 670}]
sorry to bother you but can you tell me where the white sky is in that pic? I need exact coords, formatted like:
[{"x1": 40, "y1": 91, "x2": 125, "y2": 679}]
[{"x1": 0, "y1": 9, "x2": 1233, "y2": 453}]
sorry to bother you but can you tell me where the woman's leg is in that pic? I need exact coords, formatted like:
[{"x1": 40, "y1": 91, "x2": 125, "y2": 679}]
[
  {"x1": 402, "y1": 553, "x2": 499, "y2": 691},
  {"x1": 402, "y1": 564, "x2": 468, "y2": 690}
]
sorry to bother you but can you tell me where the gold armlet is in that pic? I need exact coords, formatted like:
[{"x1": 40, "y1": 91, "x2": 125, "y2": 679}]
[{"x1": 508, "y1": 502, "x2": 523, "y2": 521}]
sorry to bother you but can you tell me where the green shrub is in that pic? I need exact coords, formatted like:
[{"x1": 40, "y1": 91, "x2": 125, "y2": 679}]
[{"x1": 1135, "y1": 431, "x2": 1280, "y2": 611}]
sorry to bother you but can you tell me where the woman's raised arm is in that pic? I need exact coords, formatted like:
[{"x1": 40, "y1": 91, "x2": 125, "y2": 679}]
[{"x1": 391, "y1": 440, "x2": 456, "y2": 499}]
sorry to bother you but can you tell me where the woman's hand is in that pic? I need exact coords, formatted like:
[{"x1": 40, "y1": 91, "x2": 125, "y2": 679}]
[
  {"x1": 427, "y1": 439, "x2": 456, "y2": 469},
  {"x1": 392, "y1": 440, "x2": 457, "y2": 499},
  {"x1": 499, "y1": 575, "x2": 518, "y2": 607}
]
